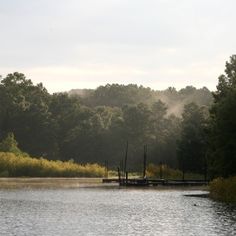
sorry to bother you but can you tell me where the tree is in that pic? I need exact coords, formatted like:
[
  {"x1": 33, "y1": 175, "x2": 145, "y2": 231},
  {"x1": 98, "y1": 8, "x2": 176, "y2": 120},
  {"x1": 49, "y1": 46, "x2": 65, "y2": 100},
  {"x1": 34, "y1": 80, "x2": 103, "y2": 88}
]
[
  {"x1": 208, "y1": 55, "x2": 236, "y2": 177},
  {"x1": 121, "y1": 103, "x2": 153, "y2": 169},
  {"x1": 0, "y1": 72, "x2": 58, "y2": 159},
  {"x1": 61, "y1": 109, "x2": 105, "y2": 163},
  {"x1": 149, "y1": 100, "x2": 168, "y2": 163},
  {"x1": 0, "y1": 132, "x2": 25, "y2": 155},
  {"x1": 177, "y1": 103, "x2": 207, "y2": 176},
  {"x1": 0, "y1": 71, "x2": 213, "y2": 170}
]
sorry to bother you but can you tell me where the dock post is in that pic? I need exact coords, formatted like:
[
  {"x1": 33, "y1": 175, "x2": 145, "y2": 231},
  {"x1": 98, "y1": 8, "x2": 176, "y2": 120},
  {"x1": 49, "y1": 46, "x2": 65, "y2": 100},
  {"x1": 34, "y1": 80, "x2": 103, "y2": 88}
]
[
  {"x1": 182, "y1": 156, "x2": 185, "y2": 181},
  {"x1": 204, "y1": 153, "x2": 208, "y2": 182},
  {"x1": 182, "y1": 165, "x2": 185, "y2": 181},
  {"x1": 105, "y1": 160, "x2": 108, "y2": 178},
  {"x1": 159, "y1": 162, "x2": 163, "y2": 179},
  {"x1": 143, "y1": 145, "x2": 147, "y2": 179},
  {"x1": 117, "y1": 167, "x2": 121, "y2": 185},
  {"x1": 120, "y1": 159, "x2": 124, "y2": 178},
  {"x1": 124, "y1": 141, "x2": 128, "y2": 176}
]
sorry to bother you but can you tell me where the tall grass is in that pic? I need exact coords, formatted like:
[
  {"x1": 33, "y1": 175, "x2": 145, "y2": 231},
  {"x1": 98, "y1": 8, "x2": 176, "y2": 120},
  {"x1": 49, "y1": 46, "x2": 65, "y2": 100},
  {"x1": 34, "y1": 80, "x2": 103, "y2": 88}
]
[
  {"x1": 210, "y1": 177, "x2": 236, "y2": 203},
  {"x1": 147, "y1": 163, "x2": 204, "y2": 180},
  {"x1": 0, "y1": 152, "x2": 105, "y2": 177}
]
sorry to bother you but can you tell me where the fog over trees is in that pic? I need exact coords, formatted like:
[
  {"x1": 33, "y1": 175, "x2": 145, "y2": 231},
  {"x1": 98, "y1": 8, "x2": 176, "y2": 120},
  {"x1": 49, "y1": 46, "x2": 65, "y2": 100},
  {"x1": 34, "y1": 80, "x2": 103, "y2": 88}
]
[
  {"x1": 0, "y1": 55, "x2": 235, "y2": 178},
  {"x1": 0, "y1": 73, "x2": 212, "y2": 171}
]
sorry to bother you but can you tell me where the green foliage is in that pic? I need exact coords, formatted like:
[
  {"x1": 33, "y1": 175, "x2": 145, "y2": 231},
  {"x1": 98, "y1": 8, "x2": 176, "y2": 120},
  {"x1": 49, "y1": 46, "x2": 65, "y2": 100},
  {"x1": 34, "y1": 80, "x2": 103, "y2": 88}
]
[
  {"x1": 79, "y1": 84, "x2": 154, "y2": 107},
  {"x1": 0, "y1": 152, "x2": 105, "y2": 177},
  {"x1": 0, "y1": 72, "x2": 213, "y2": 171},
  {"x1": 147, "y1": 163, "x2": 182, "y2": 179},
  {"x1": 70, "y1": 84, "x2": 213, "y2": 116},
  {"x1": 208, "y1": 55, "x2": 236, "y2": 177},
  {"x1": 147, "y1": 163, "x2": 203, "y2": 180},
  {"x1": 0, "y1": 72, "x2": 57, "y2": 159},
  {"x1": 0, "y1": 133, "x2": 26, "y2": 155},
  {"x1": 210, "y1": 177, "x2": 236, "y2": 203},
  {"x1": 177, "y1": 103, "x2": 208, "y2": 174}
]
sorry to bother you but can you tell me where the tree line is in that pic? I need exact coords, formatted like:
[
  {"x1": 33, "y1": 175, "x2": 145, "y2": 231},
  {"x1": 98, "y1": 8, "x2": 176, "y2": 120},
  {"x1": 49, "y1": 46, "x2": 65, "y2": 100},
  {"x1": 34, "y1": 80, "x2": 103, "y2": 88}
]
[{"x1": 0, "y1": 55, "x2": 235, "y2": 178}]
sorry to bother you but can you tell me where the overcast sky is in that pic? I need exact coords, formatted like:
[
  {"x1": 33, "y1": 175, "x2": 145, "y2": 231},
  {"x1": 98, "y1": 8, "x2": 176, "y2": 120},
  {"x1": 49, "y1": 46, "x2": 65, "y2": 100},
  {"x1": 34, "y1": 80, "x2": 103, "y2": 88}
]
[{"x1": 0, "y1": 0, "x2": 235, "y2": 93}]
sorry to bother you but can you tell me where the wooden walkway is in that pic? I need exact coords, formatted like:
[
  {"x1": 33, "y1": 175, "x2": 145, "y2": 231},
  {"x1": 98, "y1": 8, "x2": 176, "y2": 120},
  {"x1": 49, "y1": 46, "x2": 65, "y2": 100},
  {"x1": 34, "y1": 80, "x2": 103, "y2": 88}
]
[{"x1": 103, "y1": 178, "x2": 209, "y2": 187}]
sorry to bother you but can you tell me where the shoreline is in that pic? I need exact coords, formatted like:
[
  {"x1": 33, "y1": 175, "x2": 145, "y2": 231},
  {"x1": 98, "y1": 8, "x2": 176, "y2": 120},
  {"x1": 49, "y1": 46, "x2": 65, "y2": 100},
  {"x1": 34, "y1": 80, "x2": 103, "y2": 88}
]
[
  {"x1": 0, "y1": 177, "x2": 209, "y2": 190},
  {"x1": 0, "y1": 177, "x2": 103, "y2": 189}
]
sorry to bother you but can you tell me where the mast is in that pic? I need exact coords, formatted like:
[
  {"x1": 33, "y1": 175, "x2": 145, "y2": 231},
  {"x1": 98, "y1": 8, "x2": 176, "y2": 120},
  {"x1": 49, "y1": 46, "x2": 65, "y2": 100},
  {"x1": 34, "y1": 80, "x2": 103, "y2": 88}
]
[
  {"x1": 143, "y1": 144, "x2": 147, "y2": 179},
  {"x1": 124, "y1": 141, "x2": 129, "y2": 175}
]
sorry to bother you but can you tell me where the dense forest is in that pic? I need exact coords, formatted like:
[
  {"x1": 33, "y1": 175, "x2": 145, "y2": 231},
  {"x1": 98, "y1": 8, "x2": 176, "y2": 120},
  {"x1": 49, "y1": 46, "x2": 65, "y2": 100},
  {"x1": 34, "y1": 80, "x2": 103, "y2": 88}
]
[
  {"x1": 0, "y1": 55, "x2": 236, "y2": 179},
  {"x1": 0, "y1": 73, "x2": 212, "y2": 172}
]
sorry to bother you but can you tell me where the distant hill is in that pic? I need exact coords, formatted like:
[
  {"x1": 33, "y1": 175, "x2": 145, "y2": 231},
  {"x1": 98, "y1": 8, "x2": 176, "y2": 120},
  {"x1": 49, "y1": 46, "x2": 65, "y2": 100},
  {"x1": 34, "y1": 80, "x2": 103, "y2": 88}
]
[
  {"x1": 68, "y1": 88, "x2": 94, "y2": 98},
  {"x1": 68, "y1": 84, "x2": 213, "y2": 116}
]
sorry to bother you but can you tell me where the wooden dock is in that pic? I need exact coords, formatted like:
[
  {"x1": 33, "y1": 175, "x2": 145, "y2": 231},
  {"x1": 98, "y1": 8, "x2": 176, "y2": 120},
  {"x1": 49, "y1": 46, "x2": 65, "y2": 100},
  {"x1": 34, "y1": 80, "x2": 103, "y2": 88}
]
[
  {"x1": 103, "y1": 143, "x2": 209, "y2": 187},
  {"x1": 102, "y1": 178, "x2": 209, "y2": 187}
]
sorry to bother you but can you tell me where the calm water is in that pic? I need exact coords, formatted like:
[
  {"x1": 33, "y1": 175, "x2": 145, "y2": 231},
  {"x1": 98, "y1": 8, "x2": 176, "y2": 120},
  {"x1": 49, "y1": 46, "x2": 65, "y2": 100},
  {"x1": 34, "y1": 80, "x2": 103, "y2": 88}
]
[{"x1": 0, "y1": 187, "x2": 235, "y2": 236}]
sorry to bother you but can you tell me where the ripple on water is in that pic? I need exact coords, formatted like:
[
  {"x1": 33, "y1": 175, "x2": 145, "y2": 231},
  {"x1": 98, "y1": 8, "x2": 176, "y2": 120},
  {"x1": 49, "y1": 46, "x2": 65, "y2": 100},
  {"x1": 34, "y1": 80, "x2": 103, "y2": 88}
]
[{"x1": 0, "y1": 188, "x2": 235, "y2": 236}]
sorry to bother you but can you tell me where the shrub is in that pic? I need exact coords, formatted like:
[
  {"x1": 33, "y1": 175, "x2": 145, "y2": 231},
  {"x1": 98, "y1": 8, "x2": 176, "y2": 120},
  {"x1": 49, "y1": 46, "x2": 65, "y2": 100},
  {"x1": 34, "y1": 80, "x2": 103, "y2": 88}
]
[
  {"x1": 147, "y1": 163, "x2": 204, "y2": 180},
  {"x1": 0, "y1": 152, "x2": 105, "y2": 177},
  {"x1": 210, "y1": 176, "x2": 236, "y2": 203},
  {"x1": 0, "y1": 133, "x2": 28, "y2": 156},
  {"x1": 147, "y1": 163, "x2": 182, "y2": 179}
]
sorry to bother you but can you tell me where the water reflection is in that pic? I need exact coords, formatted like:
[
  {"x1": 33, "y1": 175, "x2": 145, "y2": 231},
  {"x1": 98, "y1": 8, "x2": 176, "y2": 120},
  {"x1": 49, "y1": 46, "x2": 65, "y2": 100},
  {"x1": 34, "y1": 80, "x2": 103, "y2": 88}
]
[
  {"x1": 210, "y1": 201, "x2": 236, "y2": 235},
  {"x1": 0, "y1": 188, "x2": 235, "y2": 236}
]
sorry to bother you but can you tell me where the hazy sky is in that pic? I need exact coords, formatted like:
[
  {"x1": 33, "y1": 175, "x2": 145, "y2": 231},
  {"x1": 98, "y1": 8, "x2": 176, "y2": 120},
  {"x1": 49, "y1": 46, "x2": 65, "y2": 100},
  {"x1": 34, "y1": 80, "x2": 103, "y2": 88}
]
[{"x1": 0, "y1": 0, "x2": 235, "y2": 93}]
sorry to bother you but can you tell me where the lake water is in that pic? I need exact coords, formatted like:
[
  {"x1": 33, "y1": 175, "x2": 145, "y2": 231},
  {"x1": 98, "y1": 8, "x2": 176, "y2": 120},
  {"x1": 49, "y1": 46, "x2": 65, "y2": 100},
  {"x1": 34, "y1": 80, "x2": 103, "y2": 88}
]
[{"x1": 0, "y1": 187, "x2": 235, "y2": 236}]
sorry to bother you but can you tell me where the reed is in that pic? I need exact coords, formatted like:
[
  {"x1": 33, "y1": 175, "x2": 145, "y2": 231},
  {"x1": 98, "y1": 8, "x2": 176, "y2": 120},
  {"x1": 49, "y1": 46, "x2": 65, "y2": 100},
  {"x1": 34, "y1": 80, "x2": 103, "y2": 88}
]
[{"x1": 0, "y1": 152, "x2": 105, "y2": 177}]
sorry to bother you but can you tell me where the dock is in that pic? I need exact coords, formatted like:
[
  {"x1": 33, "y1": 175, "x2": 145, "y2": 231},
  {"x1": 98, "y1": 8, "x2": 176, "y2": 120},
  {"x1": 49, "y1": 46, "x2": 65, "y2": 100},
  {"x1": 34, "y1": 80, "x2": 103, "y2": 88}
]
[
  {"x1": 103, "y1": 143, "x2": 209, "y2": 187},
  {"x1": 102, "y1": 178, "x2": 209, "y2": 187}
]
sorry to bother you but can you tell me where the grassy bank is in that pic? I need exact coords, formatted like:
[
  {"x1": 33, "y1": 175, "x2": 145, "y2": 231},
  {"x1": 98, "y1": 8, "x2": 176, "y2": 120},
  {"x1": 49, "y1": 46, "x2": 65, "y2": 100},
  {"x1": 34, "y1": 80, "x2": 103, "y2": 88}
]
[
  {"x1": 0, "y1": 152, "x2": 105, "y2": 177},
  {"x1": 147, "y1": 164, "x2": 204, "y2": 180},
  {"x1": 210, "y1": 176, "x2": 236, "y2": 203}
]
